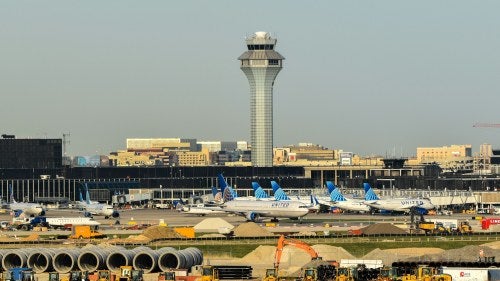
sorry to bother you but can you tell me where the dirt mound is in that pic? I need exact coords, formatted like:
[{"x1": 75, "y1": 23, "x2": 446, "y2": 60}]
[
  {"x1": 142, "y1": 225, "x2": 183, "y2": 239},
  {"x1": 233, "y1": 222, "x2": 275, "y2": 237},
  {"x1": 409, "y1": 245, "x2": 497, "y2": 262},
  {"x1": 194, "y1": 218, "x2": 234, "y2": 233},
  {"x1": 481, "y1": 241, "x2": 500, "y2": 249},
  {"x1": 21, "y1": 233, "x2": 39, "y2": 241},
  {"x1": 313, "y1": 245, "x2": 355, "y2": 261},
  {"x1": 361, "y1": 223, "x2": 407, "y2": 235},
  {"x1": 363, "y1": 248, "x2": 444, "y2": 265}
]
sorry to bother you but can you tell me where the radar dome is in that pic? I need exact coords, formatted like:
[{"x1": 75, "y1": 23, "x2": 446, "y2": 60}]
[{"x1": 255, "y1": 31, "x2": 269, "y2": 38}]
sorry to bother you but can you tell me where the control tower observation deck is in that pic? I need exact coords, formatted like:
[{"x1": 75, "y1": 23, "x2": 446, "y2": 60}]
[{"x1": 238, "y1": 32, "x2": 285, "y2": 167}]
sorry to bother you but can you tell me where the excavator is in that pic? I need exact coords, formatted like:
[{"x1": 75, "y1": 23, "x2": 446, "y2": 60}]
[{"x1": 263, "y1": 234, "x2": 322, "y2": 281}]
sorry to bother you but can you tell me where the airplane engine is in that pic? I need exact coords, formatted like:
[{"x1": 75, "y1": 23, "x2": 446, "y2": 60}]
[
  {"x1": 39, "y1": 210, "x2": 46, "y2": 216},
  {"x1": 83, "y1": 211, "x2": 92, "y2": 218},
  {"x1": 246, "y1": 212, "x2": 260, "y2": 222},
  {"x1": 112, "y1": 210, "x2": 120, "y2": 218}
]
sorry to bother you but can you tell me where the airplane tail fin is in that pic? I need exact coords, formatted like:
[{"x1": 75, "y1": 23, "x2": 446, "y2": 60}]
[
  {"x1": 271, "y1": 181, "x2": 290, "y2": 201},
  {"x1": 85, "y1": 183, "x2": 91, "y2": 204},
  {"x1": 79, "y1": 190, "x2": 84, "y2": 202},
  {"x1": 330, "y1": 186, "x2": 347, "y2": 202},
  {"x1": 326, "y1": 181, "x2": 337, "y2": 194},
  {"x1": 363, "y1": 183, "x2": 379, "y2": 200},
  {"x1": 8, "y1": 184, "x2": 16, "y2": 203},
  {"x1": 252, "y1": 182, "x2": 270, "y2": 199}
]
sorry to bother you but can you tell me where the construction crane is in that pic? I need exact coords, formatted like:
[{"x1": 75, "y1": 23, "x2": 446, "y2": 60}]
[{"x1": 473, "y1": 123, "x2": 500, "y2": 128}]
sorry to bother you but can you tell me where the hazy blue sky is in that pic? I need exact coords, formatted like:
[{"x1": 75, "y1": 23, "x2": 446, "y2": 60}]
[{"x1": 1, "y1": 1, "x2": 499, "y2": 156}]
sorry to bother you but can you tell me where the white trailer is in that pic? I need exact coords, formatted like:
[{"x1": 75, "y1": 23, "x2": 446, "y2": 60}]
[{"x1": 440, "y1": 267, "x2": 489, "y2": 281}]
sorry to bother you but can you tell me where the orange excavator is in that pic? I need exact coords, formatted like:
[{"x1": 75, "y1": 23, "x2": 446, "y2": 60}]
[{"x1": 263, "y1": 235, "x2": 322, "y2": 281}]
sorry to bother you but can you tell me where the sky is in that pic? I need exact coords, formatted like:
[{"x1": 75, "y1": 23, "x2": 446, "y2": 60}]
[{"x1": 1, "y1": 1, "x2": 499, "y2": 157}]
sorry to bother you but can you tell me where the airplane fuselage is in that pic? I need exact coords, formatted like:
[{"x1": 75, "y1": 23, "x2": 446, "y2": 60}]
[
  {"x1": 364, "y1": 198, "x2": 434, "y2": 212},
  {"x1": 222, "y1": 200, "x2": 310, "y2": 219}
]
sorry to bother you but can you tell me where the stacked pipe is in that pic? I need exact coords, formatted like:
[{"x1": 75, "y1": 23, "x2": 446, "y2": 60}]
[
  {"x1": 52, "y1": 248, "x2": 85, "y2": 274},
  {"x1": 106, "y1": 246, "x2": 149, "y2": 273},
  {"x1": 27, "y1": 248, "x2": 58, "y2": 273},
  {"x1": 132, "y1": 247, "x2": 172, "y2": 273},
  {"x1": 158, "y1": 247, "x2": 203, "y2": 272},
  {"x1": 2, "y1": 248, "x2": 33, "y2": 270},
  {"x1": 0, "y1": 246, "x2": 204, "y2": 273},
  {"x1": 78, "y1": 245, "x2": 123, "y2": 272}
]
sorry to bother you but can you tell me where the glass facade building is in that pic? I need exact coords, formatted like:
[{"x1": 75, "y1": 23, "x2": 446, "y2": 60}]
[
  {"x1": 0, "y1": 138, "x2": 62, "y2": 169},
  {"x1": 239, "y1": 32, "x2": 284, "y2": 167}
]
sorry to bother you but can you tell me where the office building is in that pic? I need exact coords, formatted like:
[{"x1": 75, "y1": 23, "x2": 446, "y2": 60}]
[{"x1": 0, "y1": 136, "x2": 62, "y2": 168}]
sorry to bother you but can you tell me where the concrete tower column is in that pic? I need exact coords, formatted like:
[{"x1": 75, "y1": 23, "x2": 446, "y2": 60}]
[{"x1": 238, "y1": 32, "x2": 284, "y2": 167}]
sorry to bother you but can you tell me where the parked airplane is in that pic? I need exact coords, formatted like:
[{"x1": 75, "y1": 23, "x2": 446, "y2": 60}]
[
  {"x1": 320, "y1": 181, "x2": 370, "y2": 212},
  {"x1": 7, "y1": 185, "x2": 45, "y2": 217},
  {"x1": 220, "y1": 199, "x2": 310, "y2": 222},
  {"x1": 179, "y1": 203, "x2": 226, "y2": 216},
  {"x1": 79, "y1": 184, "x2": 119, "y2": 219},
  {"x1": 270, "y1": 181, "x2": 320, "y2": 211},
  {"x1": 218, "y1": 173, "x2": 238, "y2": 202},
  {"x1": 363, "y1": 183, "x2": 435, "y2": 213}
]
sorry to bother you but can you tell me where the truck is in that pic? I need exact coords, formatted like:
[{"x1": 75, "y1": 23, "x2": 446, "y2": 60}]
[
  {"x1": 440, "y1": 267, "x2": 498, "y2": 281},
  {"x1": 69, "y1": 225, "x2": 106, "y2": 239}
]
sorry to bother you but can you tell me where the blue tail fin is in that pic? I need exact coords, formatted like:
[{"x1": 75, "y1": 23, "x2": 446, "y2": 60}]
[
  {"x1": 330, "y1": 187, "x2": 347, "y2": 202},
  {"x1": 271, "y1": 181, "x2": 291, "y2": 201},
  {"x1": 252, "y1": 182, "x2": 270, "y2": 199},
  {"x1": 8, "y1": 184, "x2": 16, "y2": 203},
  {"x1": 85, "y1": 183, "x2": 91, "y2": 204},
  {"x1": 79, "y1": 191, "x2": 84, "y2": 202},
  {"x1": 326, "y1": 181, "x2": 337, "y2": 194},
  {"x1": 218, "y1": 173, "x2": 237, "y2": 202},
  {"x1": 364, "y1": 183, "x2": 379, "y2": 200},
  {"x1": 211, "y1": 187, "x2": 219, "y2": 197}
]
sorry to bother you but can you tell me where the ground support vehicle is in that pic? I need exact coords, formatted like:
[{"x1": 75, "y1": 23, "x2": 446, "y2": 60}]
[
  {"x1": 69, "y1": 225, "x2": 106, "y2": 239},
  {"x1": 0, "y1": 268, "x2": 36, "y2": 281},
  {"x1": 400, "y1": 266, "x2": 451, "y2": 281}
]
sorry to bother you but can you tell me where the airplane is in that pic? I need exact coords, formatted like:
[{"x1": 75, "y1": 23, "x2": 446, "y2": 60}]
[
  {"x1": 178, "y1": 203, "x2": 226, "y2": 216},
  {"x1": 270, "y1": 181, "x2": 320, "y2": 211},
  {"x1": 79, "y1": 184, "x2": 120, "y2": 219},
  {"x1": 206, "y1": 178, "x2": 310, "y2": 222},
  {"x1": 7, "y1": 185, "x2": 46, "y2": 217},
  {"x1": 318, "y1": 181, "x2": 370, "y2": 212},
  {"x1": 363, "y1": 183, "x2": 435, "y2": 213},
  {"x1": 220, "y1": 199, "x2": 310, "y2": 222}
]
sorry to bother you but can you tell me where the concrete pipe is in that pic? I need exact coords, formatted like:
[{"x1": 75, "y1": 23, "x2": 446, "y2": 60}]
[
  {"x1": 183, "y1": 247, "x2": 203, "y2": 266},
  {"x1": 132, "y1": 247, "x2": 171, "y2": 273},
  {"x1": 106, "y1": 246, "x2": 144, "y2": 273},
  {"x1": 0, "y1": 249, "x2": 11, "y2": 271},
  {"x1": 28, "y1": 248, "x2": 58, "y2": 273},
  {"x1": 2, "y1": 248, "x2": 33, "y2": 270},
  {"x1": 158, "y1": 247, "x2": 187, "y2": 271},
  {"x1": 77, "y1": 245, "x2": 121, "y2": 272},
  {"x1": 52, "y1": 248, "x2": 83, "y2": 274}
]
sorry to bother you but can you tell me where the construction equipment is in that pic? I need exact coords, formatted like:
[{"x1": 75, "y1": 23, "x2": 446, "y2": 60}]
[
  {"x1": 1, "y1": 268, "x2": 36, "y2": 281},
  {"x1": 69, "y1": 225, "x2": 106, "y2": 239},
  {"x1": 376, "y1": 266, "x2": 400, "y2": 281},
  {"x1": 264, "y1": 235, "x2": 321, "y2": 281},
  {"x1": 335, "y1": 267, "x2": 354, "y2": 281},
  {"x1": 158, "y1": 271, "x2": 176, "y2": 281},
  {"x1": 456, "y1": 221, "x2": 473, "y2": 234},
  {"x1": 201, "y1": 265, "x2": 219, "y2": 281},
  {"x1": 418, "y1": 221, "x2": 450, "y2": 235},
  {"x1": 400, "y1": 265, "x2": 451, "y2": 281},
  {"x1": 115, "y1": 265, "x2": 144, "y2": 281}
]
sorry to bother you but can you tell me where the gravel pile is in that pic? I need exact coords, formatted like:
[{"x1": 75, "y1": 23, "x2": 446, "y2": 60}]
[
  {"x1": 407, "y1": 245, "x2": 498, "y2": 262},
  {"x1": 363, "y1": 248, "x2": 444, "y2": 265},
  {"x1": 142, "y1": 225, "x2": 183, "y2": 239},
  {"x1": 233, "y1": 222, "x2": 274, "y2": 237},
  {"x1": 194, "y1": 218, "x2": 234, "y2": 233},
  {"x1": 361, "y1": 223, "x2": 408, "y2": 235}
]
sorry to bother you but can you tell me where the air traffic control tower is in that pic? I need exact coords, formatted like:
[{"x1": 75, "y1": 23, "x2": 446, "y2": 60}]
[{"x1": 239, "y1": 32, "x2": 284, "y2": 167}]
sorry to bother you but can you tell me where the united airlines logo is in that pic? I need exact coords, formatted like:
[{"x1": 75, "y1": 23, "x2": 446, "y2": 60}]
[
  {"x1": 271, "y1": 202, "x2": 290, "y2": 208},
  {"x1": 401, "y1": 200, "x2": 424, "y2": 206}
]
